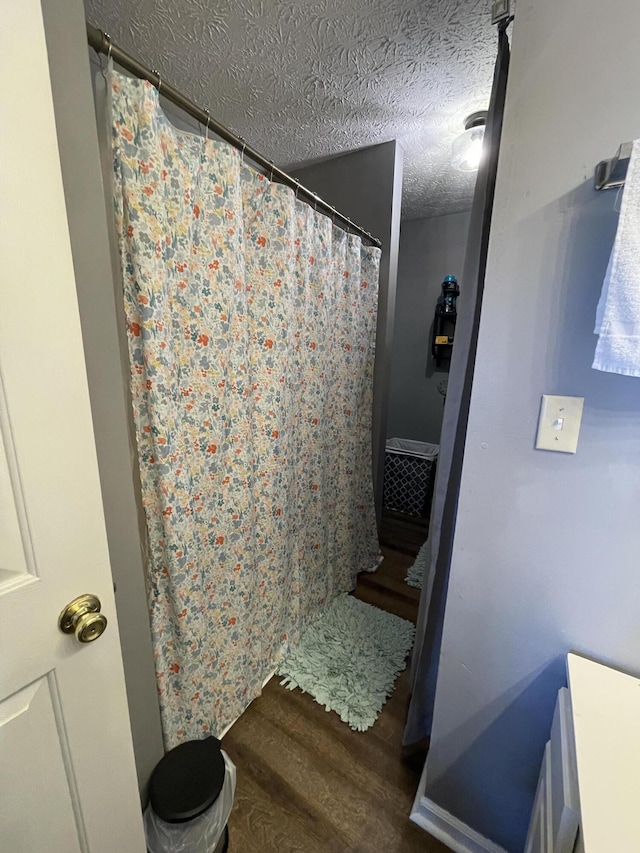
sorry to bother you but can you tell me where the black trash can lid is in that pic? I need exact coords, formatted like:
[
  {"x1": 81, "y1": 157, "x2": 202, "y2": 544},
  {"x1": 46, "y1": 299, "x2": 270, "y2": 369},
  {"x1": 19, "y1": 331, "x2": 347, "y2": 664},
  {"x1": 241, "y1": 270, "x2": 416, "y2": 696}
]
[{"x1": 149, "y1": 736, "x2": 226, "y2": 823}]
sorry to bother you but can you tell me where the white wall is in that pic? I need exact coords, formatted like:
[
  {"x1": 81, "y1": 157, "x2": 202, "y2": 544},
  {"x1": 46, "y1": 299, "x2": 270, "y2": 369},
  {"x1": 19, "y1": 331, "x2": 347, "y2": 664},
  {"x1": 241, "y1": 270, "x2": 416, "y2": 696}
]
[
  {"x1": 388, "y1": 211, "x2": 471, "y2": 444},
  {"x1": 423, "y1": 2, "x2": 640, "y2": 851},
  {"x1": 42, "y1": 0, "x2": 164, "y2": 797}
]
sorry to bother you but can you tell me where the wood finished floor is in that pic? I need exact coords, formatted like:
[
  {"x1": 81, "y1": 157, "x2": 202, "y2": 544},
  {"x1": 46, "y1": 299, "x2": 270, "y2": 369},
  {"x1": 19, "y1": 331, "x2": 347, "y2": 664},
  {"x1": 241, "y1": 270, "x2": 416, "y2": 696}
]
[{"x1": 221, "y1": 547, "x2": 447, "y2": 853}]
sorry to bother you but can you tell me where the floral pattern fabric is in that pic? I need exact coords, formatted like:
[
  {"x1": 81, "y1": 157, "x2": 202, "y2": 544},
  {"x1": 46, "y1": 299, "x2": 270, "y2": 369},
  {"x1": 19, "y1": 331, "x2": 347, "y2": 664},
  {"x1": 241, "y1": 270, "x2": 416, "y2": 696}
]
[{"x1": 109, "y1": 71, "x2": 381, "y2": 747}]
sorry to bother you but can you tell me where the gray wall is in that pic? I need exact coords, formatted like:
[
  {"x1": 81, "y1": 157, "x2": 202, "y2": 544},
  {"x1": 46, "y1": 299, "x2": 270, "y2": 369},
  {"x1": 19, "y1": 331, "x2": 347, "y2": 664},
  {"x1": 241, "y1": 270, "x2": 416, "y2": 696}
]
[
  {"x1": 422, "y1": 1, "x2": 640, "y2": 851},
  {"x1": 42, "y1": 0, "x2": 164, "y2": 797},
  {"x1": 291, "y1": 143, "x2": 404, "y2": 525},
  {"x1": 388, "y1": 211, "x2": 471, "y2": 444}
]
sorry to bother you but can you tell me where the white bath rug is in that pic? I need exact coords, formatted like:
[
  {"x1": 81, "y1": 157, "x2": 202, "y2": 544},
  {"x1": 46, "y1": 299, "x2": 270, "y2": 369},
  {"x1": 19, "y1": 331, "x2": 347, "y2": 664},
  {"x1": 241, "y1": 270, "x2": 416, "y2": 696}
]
[
  {"x1": 405, "y1": 539, "x2": 429, "y2": 589},
  {"x1": 276, "y1": 594, "x2": 414, "y2": 732}
]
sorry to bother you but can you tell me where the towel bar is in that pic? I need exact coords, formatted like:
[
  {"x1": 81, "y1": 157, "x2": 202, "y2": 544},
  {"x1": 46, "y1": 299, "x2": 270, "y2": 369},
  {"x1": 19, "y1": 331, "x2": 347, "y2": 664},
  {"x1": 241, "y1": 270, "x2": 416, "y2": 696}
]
[{"x1": 594, "y1": 142, "x2": 632, "y2": 190}]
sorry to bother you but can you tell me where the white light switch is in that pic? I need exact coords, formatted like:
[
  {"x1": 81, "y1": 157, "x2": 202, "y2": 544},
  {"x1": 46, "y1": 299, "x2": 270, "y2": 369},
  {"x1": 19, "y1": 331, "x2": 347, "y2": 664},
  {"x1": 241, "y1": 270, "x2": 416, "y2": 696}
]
[{"x1": 535, "y1": 395, "x2": 584, "y2": 454}]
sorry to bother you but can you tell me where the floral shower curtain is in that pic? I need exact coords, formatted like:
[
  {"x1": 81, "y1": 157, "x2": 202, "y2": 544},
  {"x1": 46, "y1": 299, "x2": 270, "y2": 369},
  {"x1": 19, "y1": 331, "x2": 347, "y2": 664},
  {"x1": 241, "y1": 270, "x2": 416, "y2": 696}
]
[{"x1": 108, "y1": 71, "x2": 381, "y2": 747}]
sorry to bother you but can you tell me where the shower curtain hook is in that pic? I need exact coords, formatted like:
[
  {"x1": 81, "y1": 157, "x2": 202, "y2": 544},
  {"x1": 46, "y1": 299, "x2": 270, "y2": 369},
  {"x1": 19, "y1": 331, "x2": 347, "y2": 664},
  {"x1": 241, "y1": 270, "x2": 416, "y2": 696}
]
[
  {"x1": 204, "y1": 109, "x2": 211, "y2": 142},
  {"x1": 269, "y1": 161, "x2": 275, "y2": 183},
  {"x1": 152, "y1": 69, "x2": 162, "y2": 96},
  {"x1": 294, "y1": 179, "x2": 300, "y2": 200},
  {"x1": 100, "y1": 32, "x2": 112, "y2": 79},
  {"x1": 239, "y1": 138, "x2": 246, "y2": 165}
]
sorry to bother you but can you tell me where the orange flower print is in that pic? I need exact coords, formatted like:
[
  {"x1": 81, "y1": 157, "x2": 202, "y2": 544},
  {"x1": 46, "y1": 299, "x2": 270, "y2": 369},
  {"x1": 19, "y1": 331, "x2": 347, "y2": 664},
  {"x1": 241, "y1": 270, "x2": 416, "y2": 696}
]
[{"x1": 111, "y1": 73, "x2": 383, "y2": 742}]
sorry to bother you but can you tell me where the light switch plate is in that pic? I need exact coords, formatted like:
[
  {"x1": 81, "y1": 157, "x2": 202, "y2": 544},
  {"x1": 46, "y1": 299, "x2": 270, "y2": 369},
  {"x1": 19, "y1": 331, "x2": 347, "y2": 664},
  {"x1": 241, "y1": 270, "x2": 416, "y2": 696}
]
[{"x1": 535, "y1": 395, "x2": 584, "y2": 454}]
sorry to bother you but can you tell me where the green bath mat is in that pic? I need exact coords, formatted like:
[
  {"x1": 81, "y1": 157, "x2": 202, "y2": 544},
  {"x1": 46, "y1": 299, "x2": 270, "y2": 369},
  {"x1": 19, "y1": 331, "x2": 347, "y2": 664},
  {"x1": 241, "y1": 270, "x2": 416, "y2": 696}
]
[
  {"x1": 405, "y1": 540, "x2": 429, "y2": 589},
  {"x1": 277, "y1": 594, "x2": 414, "y2": 732}
]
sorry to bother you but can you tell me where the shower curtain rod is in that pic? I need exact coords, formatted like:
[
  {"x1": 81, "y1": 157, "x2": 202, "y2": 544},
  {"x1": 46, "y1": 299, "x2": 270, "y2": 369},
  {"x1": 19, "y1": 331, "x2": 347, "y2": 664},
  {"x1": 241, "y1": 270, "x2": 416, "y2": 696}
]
[{"x1": 87, "y1": 24, "x2": 382, "y2": 249}]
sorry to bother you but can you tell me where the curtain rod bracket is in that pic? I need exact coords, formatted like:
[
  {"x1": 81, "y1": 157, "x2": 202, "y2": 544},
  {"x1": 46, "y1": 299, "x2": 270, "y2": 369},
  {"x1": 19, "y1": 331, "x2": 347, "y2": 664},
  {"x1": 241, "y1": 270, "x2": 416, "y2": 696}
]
[{"x1": 491, "y1": 0, "x2": 511, "y2": 25}]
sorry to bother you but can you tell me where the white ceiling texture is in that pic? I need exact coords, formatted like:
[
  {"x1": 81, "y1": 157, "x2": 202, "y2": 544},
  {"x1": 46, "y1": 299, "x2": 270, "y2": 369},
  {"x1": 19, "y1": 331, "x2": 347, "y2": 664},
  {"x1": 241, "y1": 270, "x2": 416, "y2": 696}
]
[{"x1": 84, "y1": 0, "x2": 497, "y2": 220}]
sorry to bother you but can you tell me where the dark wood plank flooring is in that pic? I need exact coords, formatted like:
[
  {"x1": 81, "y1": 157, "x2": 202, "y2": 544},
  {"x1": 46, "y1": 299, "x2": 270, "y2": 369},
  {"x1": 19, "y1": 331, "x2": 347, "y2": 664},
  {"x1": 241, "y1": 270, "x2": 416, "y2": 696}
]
[
  {"x1": 221, "y1": 548, "x2": 447, "y2": 853},
  {"x1": 379, "y1": 510, "x2": 429, "y2": 557}
]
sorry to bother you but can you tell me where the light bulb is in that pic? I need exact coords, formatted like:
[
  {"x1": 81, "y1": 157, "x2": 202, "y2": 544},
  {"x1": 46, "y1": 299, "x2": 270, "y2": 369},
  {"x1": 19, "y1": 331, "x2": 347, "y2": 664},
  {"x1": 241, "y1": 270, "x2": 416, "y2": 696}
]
[{"x1": 451, "y1": 122, "x2": 486, "y2": 173}]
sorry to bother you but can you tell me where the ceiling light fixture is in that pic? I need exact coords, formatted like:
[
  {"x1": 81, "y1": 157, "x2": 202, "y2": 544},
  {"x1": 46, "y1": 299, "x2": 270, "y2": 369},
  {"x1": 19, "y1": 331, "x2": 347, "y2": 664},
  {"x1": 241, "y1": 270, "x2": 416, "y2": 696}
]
[{"x1": 451, "y1": 111, "x2": 488, "y2": 172}]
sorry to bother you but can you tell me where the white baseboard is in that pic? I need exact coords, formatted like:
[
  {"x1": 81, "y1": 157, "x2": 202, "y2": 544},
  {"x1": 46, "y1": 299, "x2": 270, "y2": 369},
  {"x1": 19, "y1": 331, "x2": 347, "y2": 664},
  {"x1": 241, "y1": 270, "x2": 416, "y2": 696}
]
[{"x1": 410, "y1": 761, "x2": 507, "y2": 853}]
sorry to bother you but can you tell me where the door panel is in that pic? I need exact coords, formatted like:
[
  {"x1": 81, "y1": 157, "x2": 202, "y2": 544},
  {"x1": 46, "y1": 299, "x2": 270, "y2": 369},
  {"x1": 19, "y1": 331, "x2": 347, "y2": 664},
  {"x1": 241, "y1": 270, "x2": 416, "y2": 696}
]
[
  {"x1": 0, "y1": 402, "x2": 33, "y2": 584},
  {"x1": 0, "y1": 0, "x2": 146, "y2": 849},
  {"x1": 0, "y1": 678, "x2": 82, "y2": 853}
]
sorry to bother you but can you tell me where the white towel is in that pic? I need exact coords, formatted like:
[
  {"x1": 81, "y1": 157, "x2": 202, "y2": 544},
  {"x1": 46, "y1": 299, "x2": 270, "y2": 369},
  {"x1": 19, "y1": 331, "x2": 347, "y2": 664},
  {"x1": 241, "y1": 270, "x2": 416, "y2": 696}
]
[{"x1": 593, "y1": 138, "x2": 640, "y2": 377}]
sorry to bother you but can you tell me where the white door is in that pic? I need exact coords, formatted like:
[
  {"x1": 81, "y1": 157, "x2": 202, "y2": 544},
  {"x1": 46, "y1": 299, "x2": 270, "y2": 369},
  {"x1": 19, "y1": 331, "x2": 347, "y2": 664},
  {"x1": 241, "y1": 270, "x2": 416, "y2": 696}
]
[{"x1": 0, "y1": 0, "x2": 147, "y2": 851}]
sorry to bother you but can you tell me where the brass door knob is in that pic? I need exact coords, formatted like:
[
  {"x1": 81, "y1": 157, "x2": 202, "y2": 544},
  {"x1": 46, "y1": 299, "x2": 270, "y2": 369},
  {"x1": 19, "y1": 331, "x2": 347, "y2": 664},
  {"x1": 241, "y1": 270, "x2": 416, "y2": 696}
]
[{"x1": 59, "y1": 594, "x2": 107, "y2": 643}]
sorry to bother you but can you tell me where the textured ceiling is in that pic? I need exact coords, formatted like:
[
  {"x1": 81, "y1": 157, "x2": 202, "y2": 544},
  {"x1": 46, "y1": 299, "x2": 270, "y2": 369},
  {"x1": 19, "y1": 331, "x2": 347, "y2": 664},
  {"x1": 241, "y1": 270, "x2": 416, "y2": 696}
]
[{"x1": 84, "y1": 0, "x2": 497, "y2": 220}]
